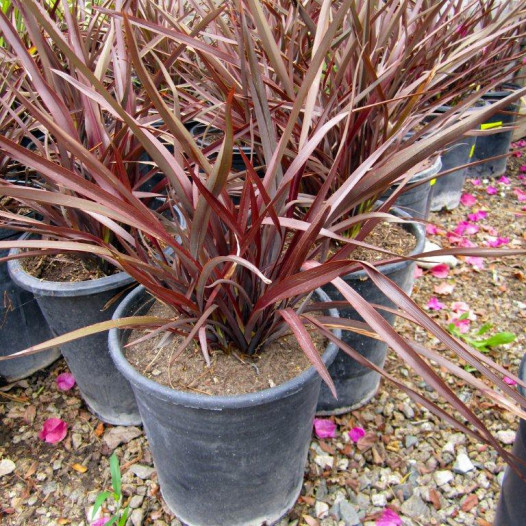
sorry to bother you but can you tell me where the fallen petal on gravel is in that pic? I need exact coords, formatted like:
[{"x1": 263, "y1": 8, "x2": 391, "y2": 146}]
[
  {"x1": 39, "y1": 418, "x2": 67, "y2": 444},
  {"x1": 313, "y1": 418, "x2": 336, "y2": 439},
  {"x1": 56, "y1": 373, "x2": 75, "y2": 391}
]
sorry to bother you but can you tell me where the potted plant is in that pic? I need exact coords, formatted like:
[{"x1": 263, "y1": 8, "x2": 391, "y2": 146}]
[
  {"x1": 0, "y1": 0, "x2": 162, "y2": 424},
  {"x1": 1, "y1": 1, "x2": 526, "y2": 525},
  {"x1": 0, "y1": 46, "x2": 60, "y2": 381}
]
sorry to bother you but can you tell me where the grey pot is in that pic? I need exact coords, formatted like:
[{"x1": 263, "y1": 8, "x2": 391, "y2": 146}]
[
  {"x1": 467, "y1": 84, "x2": 521, "y2": 179},
  {"x1": 317, "y1": 208, "x2": 425, "y2": 414},
  {"x1": 8, "y1": 242, "x2": 141, "y2": 426},
  {"x1": 494, "y1": 353, "x2": 526, "y2": 526},
  {"x1": 108, "y1": 285, "x2": 341, "y2": 526},
  {"x1": 0, "y1": 231, "x2": 59, "y2": 383},
  {"x1": 382, "y1": 156, "x2": 442, "y2": 219}
]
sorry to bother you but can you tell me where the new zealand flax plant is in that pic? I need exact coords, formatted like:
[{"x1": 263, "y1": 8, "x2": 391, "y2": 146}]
[{"x1": 1, "y1": 0, "x2": 526, "y2": 473}]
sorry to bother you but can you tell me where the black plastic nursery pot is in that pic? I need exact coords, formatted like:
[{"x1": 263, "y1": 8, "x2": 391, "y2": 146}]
[
  {"x1": 427, "y1": 104, "x2": 483, "y2": 212},
  {"x1": 467, "y1": 84, "x2": 520, "y2": 179},
  {"x1": 108, "y1": 285, "x2": 341, "y2": 526},
  {"x1": 0, "y1": 231, "x2": 60, "y2": 383},
  {"x1": 8, "y1": 243, "x2": 141, "y2": 425},
  {"x1": 317, "y1": 208, "x2": 426, "y2": 415},
  {"x1": 382, "y1": 156, "x2": 442, "y2": 219},
  {"x1": 190, "y1": 122, "x2": 255, "y2": 173},
  {"x1": 429, "y1": 134, "x2": 477, "y2": 211},
  {"x1": 494, "y1": 354, "x2": 526, "y2": 526}
]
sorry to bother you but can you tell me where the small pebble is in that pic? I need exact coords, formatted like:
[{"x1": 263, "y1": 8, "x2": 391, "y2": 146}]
[
  {"x1": 453, "y1": 453, "x2": 475, "y2": 475},
  {"x1": 497, "y1": 430, "x2": 516, "y2": 445},
  {"x1": 434, "y1": 470, "x2": 454, "y2": 486},
  {"x1": 315, "y1": 501, "x2": 329, "y2": 519}
]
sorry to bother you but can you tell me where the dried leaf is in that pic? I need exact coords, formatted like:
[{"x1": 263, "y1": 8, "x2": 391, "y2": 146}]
[
  {"x1": 23, "y1": 405, "x2": 36, "y2": 425},
  {"x1": 24, "y1": 462, "x2": 37, "y2": 479},
  {"x1": 94, "y1": 422, "x2": 104, "y2": 437},
  {"x1": 371, "y1": 446, "x2": 384, "y2": 465},
  {"x1": 72, "y1": 463, "x2": 88, "y2": 474},
  {"x1": 428, "y1": 488, "x2": 442, "y2": 510},
  {"x1": 356, "y1": 431, "x2": 377, "y2": 451}
]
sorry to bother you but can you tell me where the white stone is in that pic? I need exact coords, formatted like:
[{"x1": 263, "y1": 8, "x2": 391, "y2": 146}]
[
  {"x1": 417, "y1": 240, "x2": 459, "y2": 269},
  {"x1": 129, "y1": 495, "x2": 144, "y2": 508},
  {"x1": 434, "y1": 470, "x2": 454, "y2": 486},
  {"x1": 476, "y1": 472, "x2": 491, "y2": 489},
  {"x1": 497, "y1": 430, "x2": 516, "y2": 445},
  {"x1": 371, "y1": 493, "x2": 387, "y2": 507},
  {"x1": 453, "y1": 453, "x2": 475, "y2": 474},
  {"x1": 130, "y1": 508, "x2": 145, "y2": 526},
  {"x1": 315, "y1": 501, "x2": 329, "y2": 519},
  {"x1": 442, "y1": 441, "x2": 456, "y2": 455},
  {"x1": 103, "y1": 426, "x2": 143, "y2": 450},
  {"x1": 314, "y1": 454, "x2": 334, "y2": 469},
  {"x1": 337, "y1": 458, "x2": 349, "y2": 471},
  {"x1": 0, "y1": 459, "x2": 15, "y2": 478},
  {"x1": 128, "y1": 464, "x2": 156, "y2": 480},
  {"x1": 402, "y1": 403, "x2": 415, "y2": 419}
]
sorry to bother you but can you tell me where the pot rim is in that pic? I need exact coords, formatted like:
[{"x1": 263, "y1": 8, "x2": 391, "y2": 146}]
[
  {"x1": 7, "y1": 234, "x2": 134, "y2": 297},
  {"x1": 109, "y1": 285, "x2": 341, "y2": 410}
]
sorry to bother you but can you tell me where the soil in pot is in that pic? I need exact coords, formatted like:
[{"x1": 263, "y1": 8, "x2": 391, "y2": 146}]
[
  {"x1": 126, "y1": 301, "x2": 326, "y2": 396},
  {"x1": 109, "y1": 286, "x2": 340, "y2": 526},
  {"x1": 8, "y1": 247, "x2": 140, "y2": 426},
  {"x1": 318, "y1": 210, "x2": 424, "y2": 415}
]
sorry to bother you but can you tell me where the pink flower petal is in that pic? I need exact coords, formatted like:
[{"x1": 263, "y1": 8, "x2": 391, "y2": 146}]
[
  {"x1": 512, "y1": 150, "x2": 523, "y2": 158},
  {"x1": 514, "y1": 188, "x2": 526, "y2": 202},
  {"x1": 464, "y1": 224, "x2": 479, "y2": 235},
  {"x1": 426, "y1": 224, "x2": 439, "y2": 235},
  {"x1": 466, "y1": 256, "x2": 485, "y2": 270},
  {"x1": 498, "y1": 175, "x2": 510, "y2": 184},
  {"x1": 414, "y1": 266, "x2": 424, "y2": 279},
  {"x1": 349, "y1": 427, "x2": 366, "y2": 443},
  {"x1": 376, "y1": 508, "x2": 403, "y2": 526},
  {"x1": 459, "y1": 238, "x2": 476, "y2": 248},
  {"x1": 520, "y1": 165, "x2": 526, "y2": 173},
  {"x1": 486, "y1": 186, "x2": 498, "y2": 195},
  {"x1": 504, "y1": 376, "x2": 517, "y2": 386},
  {"x1": 313, "y1": 418, "x2": 336, "y2": 439},
  {"x1": 446, "y1": 232, "x2": 464, "y2": 245},
  {"x1": 451, "y1": 301, "x2": 470, "y2": 314},
  {"x1": 434, "y1": 282, "x2": 454, "y2": 295},
  {"x1": 38, "y1": 418, "x2": 68, "y2": 444},
  {"x1": 427, "y1": 297, "x2": 446, "y2": 310},
  {"x1": 91, "y1": 519, "x2": 110, "y2": 526},
  {"x1": 454, "y1": 221, "x2": 469, "y2": 235},
  {"x1": 460, "y1": 193, "x2": 477, "y2": 206},
  {"x1": 430, "y1": 264, "x2": 449, "y2": 278},
  {"x1": 467, "y1": 210, "x2": 487, "y2": 222},
  {"x1": 56, "y1": 373, "x2": 75, "y2": 391},
  {"x1": 470, "y1": 178, "x2": 481, "y2": 186},
  {"x1": 487, "y1": 236, "x2": 509, "y2": 248},
  {"x1": 453, "y1": 317, "x2": 471, "y2": 334}
]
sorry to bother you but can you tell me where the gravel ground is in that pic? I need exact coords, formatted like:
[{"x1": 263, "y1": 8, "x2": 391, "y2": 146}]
[{"x1": 0, "y1": 144, "x2": 525, "y2": 526}]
